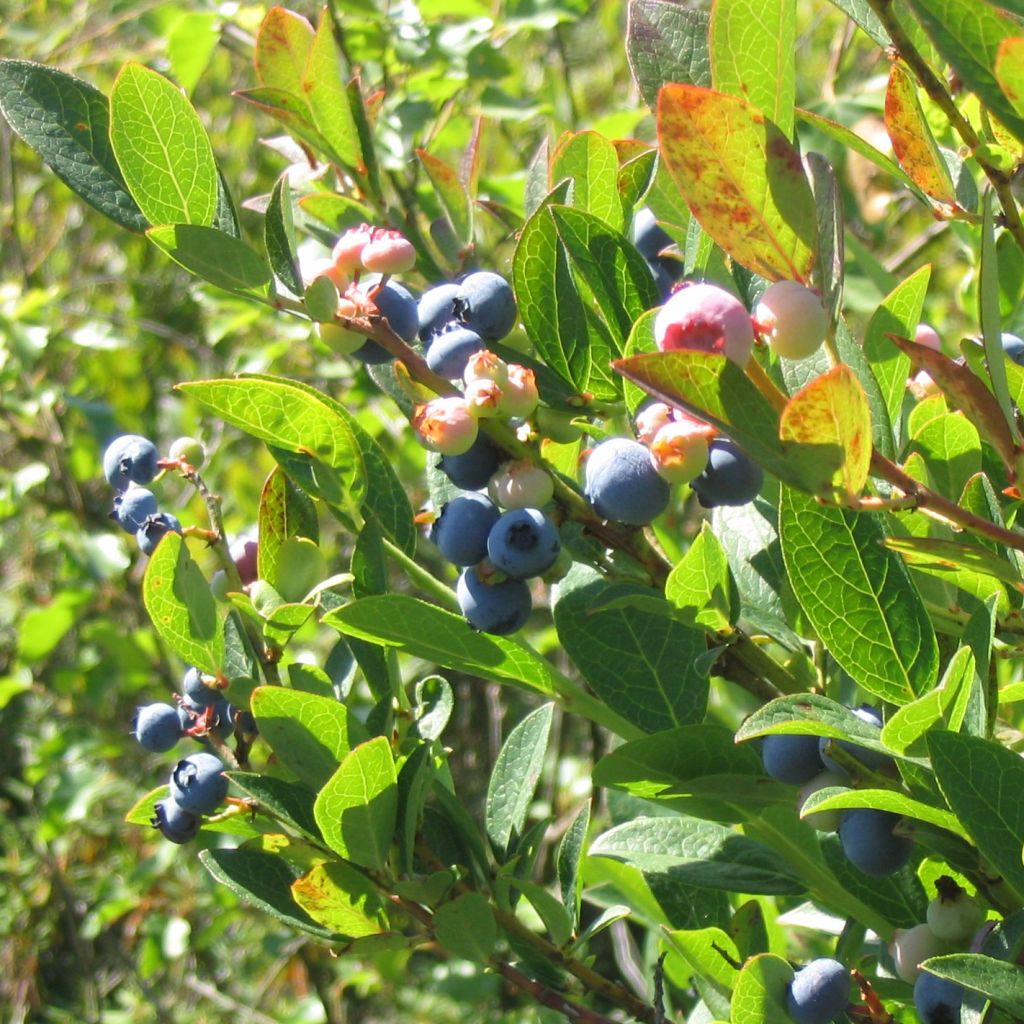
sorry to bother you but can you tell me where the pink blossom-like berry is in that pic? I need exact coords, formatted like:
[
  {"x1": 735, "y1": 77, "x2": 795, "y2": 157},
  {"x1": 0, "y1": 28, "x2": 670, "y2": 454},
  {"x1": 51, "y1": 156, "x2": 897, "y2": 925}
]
[
  {"x1": 915, "y1": 323, "x2": 942, "y2": 351},
  {"x1": 754, "y1": 280, "x2": 827, "y2": 361},
  {"x1": 412, "y1": 397, "x2": 479, "y2": 455},
  {"x1": 649, "y1": 421, "x2": 712, "y2": 484},
  {"x1": 361, "y1": 229, "x2": 416, "y2": 274},
  {"x1": 909, "y1": 369, "x2": 940, "y2": 399},
  {"x1": 488, "y1": 459, "x2": 554, "y2": 509},
  {"x1": 500, "y1": 365, "x2": 538, "y2": 419},
  {"x1": 332, "y1": 224, "x2": 374, "y2": 274},
  {"x1": 302, "y1": 256, "x2": 347, "y2": 291},
  {"x1": 635, "y1": 402, "x2": 675, "y2": 446},
  {"x1": 654, "y1": 283, "x2": 755, "y2": 366},
  {"x1": 464, "y1": 378, "x2": 503, "y2": 418},
  {"x1": 464, "y1": 349, "x2": 509, "y2": 386}
]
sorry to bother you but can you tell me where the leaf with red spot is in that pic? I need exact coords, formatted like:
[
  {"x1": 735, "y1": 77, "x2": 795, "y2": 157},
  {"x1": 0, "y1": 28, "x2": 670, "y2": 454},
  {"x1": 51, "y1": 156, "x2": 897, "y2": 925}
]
[
  {"x1": 890, "y1": 335, "x2": 1018, "y2": 475},
  {"x1": 995, "y1": 37, "x2": 1024, "y2": 121},
  {"x1": 884, "y1": 62, "x2": 956, "y2": 206},
  {"x1": 656, "y1": 84, "x2": 817, "y2": 283},
  {"x1": 255, "y1": 7, "x2": 315, "y2": 98}
]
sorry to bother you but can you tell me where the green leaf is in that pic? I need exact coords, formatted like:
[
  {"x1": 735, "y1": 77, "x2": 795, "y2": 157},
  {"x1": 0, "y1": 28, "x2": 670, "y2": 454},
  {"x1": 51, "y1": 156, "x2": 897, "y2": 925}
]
[
  {"x1": 254, "y1": 6, "x2": 315, "y2": 97},
  {"x1": 410, "y1": 675, "x2": 454, "y2": 742},
  {"x1": 0, "y1": 59, "x2": 147, "y2": 231},
  {"x1": 291, "y1": 860, "x2": 389, "y2": 938},
  {"x1": 665, "y1": 522, "x2": 737, "y2": 632},
  {"x1": 265, "y1": 174, "x2": 303, "y2": 295},
  {"x1": 589, "y1": 816, "x2": 804, "y2": 895},
  {"x1": 806, "y1": 152, "x2": 844, "y2": 329},
  {"x1": 433, "y1": 892, "x2": 497, "y2": 963},
  {"x1": 921, "y1": 954, "x2": 1024, "y2": 1019},
  {"x1": 907, "y1": 412, "x2": 983, "y2": 501},
  {"x1": 929, "y1": 731, "x2": 1024, "y2": 899},
  {"x1": 486, "y1": 703, "x2": 554, "y2": 858},
  {"x1": 556, "y1": 803, "x2": 589, "y2": 932},
  {"x1": 552, "y1": 564, "x2": 708, "y2": 734},
  {"x1": 142, "y1": 531, "x2": 224, "y2": 675},
  {"x1": 779, "y1": 486, "x2": 938, "y2": 703},
  {"x1": 314, "y1": 736, "x2": 397, "y2": 870},
  {"x1": 710, "y1": 0, "x2": 795, "y2": 138},
  {"x1": 125, "y1": 786, "x2": 261, "y2": 838},
  {"x1": 146, "y1": 224, "x2": 272, "y2": 296},
  {"x1": 778, "y1": 365, "x2": 873, "y2": 499},
  {"x1": 416, "y1": 148, "x2": 473, "y2": 247},
  {"x1": 657, "y1": 83, "x2": 816, "y2": 282},
  {"x1": 730, "y1": 953, "x2": 794, "y2": 1024},
  {"x1": 226, "y1": 772, "x2": 321, "y2": 842},
  {"x1": 996, "y1": 36, "x2": 1024, "y2": 122},
  {"x1": 298, "y1": 191, "x2": 376, "y2": 231},
  {"x1": 662, "y1": 926, "x2": 741, "y2": 996},
  {"x1": 200, "y1": 847, "x2": 338, "y2": 940},
  {"x1": 905, "y1": 0, "x2": 1024, "y2": 144},
  {"x1": 109, "y1": 62, "x2": 217, "y2": 227},
  {"x1": 233, "y1": 87, "x2": 327, "y2": 153},
  {"x1": 862, "y1": 264, "x2": 930, "y2": 448},
  {"x1": 396, "y1": 744, "x2": 435, "y2": 874},
  {"x1": 251, "y1": 685, "x2": 367, "y2": 789},
  {"x1": 302, "y1": 13, "x2": 363, "y2": 171},
  {"x1": 257, "y1": 466, "x2": 319, "y2": 593},
  {"x1": 551, "y1": 130, "x2": 623, "y2": 230},
  {"x1": 799, "y1": 786, "x2": 967, "y2": 839},
  {"x1": 626, "y1": 1, "x2": 711, "y2": 109},
  {"x1": 166, "y1": 11, "x2": 220, "y2": 96}
]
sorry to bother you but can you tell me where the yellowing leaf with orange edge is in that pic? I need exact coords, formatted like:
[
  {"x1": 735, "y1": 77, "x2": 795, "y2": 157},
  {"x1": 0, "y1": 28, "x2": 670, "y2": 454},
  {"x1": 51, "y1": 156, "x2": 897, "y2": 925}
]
[
  {"x1": 996, "y1": 37, "x2": 1024, "y2": 122},
  {"x1": 254, "y1": 7, "x2": 315, "y2": 97},
  {"x1": 656, "y1": 83, "x2": 817, "y2": 283},
  {"x1": 884, "y1": 62, "x2": 956, "y2": 205},
  {"x1": 779, "y1": 365, "x2": 872, "y2": 500}
]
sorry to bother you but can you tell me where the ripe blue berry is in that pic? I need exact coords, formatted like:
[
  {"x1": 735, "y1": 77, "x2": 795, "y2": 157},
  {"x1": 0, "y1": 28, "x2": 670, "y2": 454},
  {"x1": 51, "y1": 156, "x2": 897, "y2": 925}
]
[
  {"x1": 132, "y1": 702, "x2": 183, "y2": 753},
  {"x1": 584, "y1": 437, "x2": 670, "y2": 525},
  {"x1": 136, "y1": 511, "x2": 182, "y2": 555},
  {"x1": 182, "y1": 666, "x2": 221, "y2": 705},
  {"x1": 785, "y1": 958, "x2": 850, "y2": 1024},
  {"x1": 913, "y1": 971, "x2": 964, "y2": 1024},
  {"x1": 103, "y1": 434, "x2": 159, "y2": 491},
  {"x1": 838, "y1": 808, "x2": 913, "y2": 876},
  {"x1": 632, "y1": 207, "x2": 673, "y2": 261},
  {"x1": 690, "y1": 438, "x2": 763, "y2": 508},
  {"x1": 439, "y1": 433, "x2": 503, "y2": 489},
  {"x1": 458, "y1": 271, "x2": 517, "y2": 340},
  {"x1": 354, "y1": 280, "x2": 419, "y2": 362},
  {"x1": 152, "y1": 798, "x2": 201, "y2": 843},
  {"x1": 486, "y1": 508, "x2": 561, "y2": 578},
  {"x1": 169, "y1": 751, "x2": 228, "y2": 814},
  {"x1": 1002, "y1": 332, "x2": 1024, "y2": 366},
  {"x1": 819, "y1": 704, "x2": 892, "y2": 775},
  {"x1": 761, "y1": 733, "x2": 825, "y2": 785},
  {"x1": 111, "y1": 487, "x2": 158, "y2": 533},
  {"x1": 426, "y1": 325, "x2": 485, "y2": 379},
  {"x1": 430, "y1": 492, "x2": 501, "y2": 567},
  {"x1": 418, "y1": 282, "x2": 461, "y2": 340},
  {"x1": 456, "y1": 567, "x2": 532, "y2": 635}
]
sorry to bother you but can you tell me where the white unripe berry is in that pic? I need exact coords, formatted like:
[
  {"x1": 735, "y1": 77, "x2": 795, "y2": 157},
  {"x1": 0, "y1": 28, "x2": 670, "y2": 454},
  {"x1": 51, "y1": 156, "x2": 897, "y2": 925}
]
[{"x1": 754, "y1": 280, "x2": 828, "y2": 361}]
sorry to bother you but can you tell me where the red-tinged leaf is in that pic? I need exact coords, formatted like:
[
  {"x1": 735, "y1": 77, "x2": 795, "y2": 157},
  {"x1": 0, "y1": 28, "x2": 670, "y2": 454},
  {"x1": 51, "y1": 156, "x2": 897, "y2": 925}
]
[
  {"x1": 889, "y1": 335, "x2": 1018, "y2": 476},
  {"x1": 884, "y1": 62, "x2": 956, "y2": 205},
  {"x1": 656, "y1": 83, "x2": 816, "y2": 283},
  {"x1": 416, "y1": 148, "x2": 473, "y2": 246},
  {"x1": 255, "y1": 7, "x2": 315, "y2": 97},
  {"x1": 233, "y1": 87, "x2": 326, "y2": 152},
  {"x1": 461, "y1": 117, "x2": 482, "y2": 198},
  {"x1": 995, "y1": 37, "x2": 1024, "y2": 120},
  {"x1": 779, "y1": 366, "x2": 872, "y2": 499}
]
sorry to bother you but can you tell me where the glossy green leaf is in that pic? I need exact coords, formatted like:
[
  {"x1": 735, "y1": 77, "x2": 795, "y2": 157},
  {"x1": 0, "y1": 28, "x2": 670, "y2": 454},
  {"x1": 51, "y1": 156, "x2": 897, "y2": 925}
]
[
  {"x1": 735, "y1": 693, "x2": 896, "y2": 749},
  {"x1": 232, "y1": 87, "x2": 326, "y2": 152},
  {"x1": 550, "y1": 130, "x2": 623, "y2": 230},
  {"x1": 410, "y1": 675, "x2": 453, "y2": 742},
  {"x1": 929, "y1": 731, "x2": 1024, "y2": 899},
  {"x1": 226, "y1": 771, "x2": 321, "y2": 842},
  {"x1": 302, "y1": 13, "x2": 363, "y2": 171},
  {"x1": 291, "y1": 860, "x2": 388, "y2": 938},
  {"x1": 710, "y1": 0, "x2": 795, "y2": 138},
  {"x1": 780, "y1": 486, "x2": 938, "y2": 702},
  {"x1": 298, "y1": 191, "x2": 376, "y2": 231},
  {"x1": 254, "y1": 6, "x2": 315, "y2": 97},
  {"x1": 109, "y1": 62, "x2": 217, "y2": 227},
  {"x1": 264, "y1": 174, "x2": 303, "y2": 295},
  {"x1": 552, "y1": 564, "x2": 708, "y2": 734},
  {"x1": 257, "y1": 466, "x2": 319, "y2": 593},
  {"x1": 662, "y1": 926, "x2": 741, "y2": 996},
  {"x1": 433, "y1": 892, "x2": 497, "y2": 963},
  {"x1": 416, "y1": 148, "x2": 473, "y2": 247},
  {"x1": 486, "y1": 703, "x2": 553, "y2": 858},
  {"x1": 921, "y1": 954, "x2": 1024, "y2": 1019},
  {"x1": 884, "y1": 536, "x2": 1018, "y2": 600},
  {"x1": 617, "y1": 148, "x2": 658, "y2": 215},
  {"x1": 627, "y1": 1, "x2": 710, "y2": 109},
  {"x1": 665, "y1": 523, "x2": 736, "y2": 632},
  {"x1": 800, "y1": 786, "x2": 967, "y2": 839},
  {"x1": 142, "y1": 531, "x2": 224, "y2": 675},
  {"x1": 556, "y1": 803, "x2": 589, "y2": 931},
  {"x1": 589, "y1": 816, "x2": 804, "y2": 895},
  {"x1": 251, "y1": 685, "x2": 367, "y2": 789},
  {"x1": 146, "y1": 224, "x2": 272, "y2": 296},
  {"x1": 730, "y1": 953, "x2": 794, "y2": 1024},
  {"x1": 657, "y1": 83, "x2": 816, "y2": 282},
  {"x1": 0, "y1": 59, "x2": 147, "y2": 231},
  {"x1": 996, "y1": 36, "x2": 1024, "y2": 121},
  {"x1": 806, "y1": 151, "x2": 844, "y2": 328},
  {"x1": 314, "y1": 736, "x2": 397, "y2": 870},
  {"x1": 908, "y1": 412, "x2": 982, "y2": 500}
]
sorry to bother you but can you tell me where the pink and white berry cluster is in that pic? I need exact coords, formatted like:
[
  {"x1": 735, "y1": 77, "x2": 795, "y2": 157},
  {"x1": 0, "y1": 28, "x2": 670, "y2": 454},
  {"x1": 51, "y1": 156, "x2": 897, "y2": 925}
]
[{"x1": 635, "y1": 401, "x2": 716, "y2": 483}]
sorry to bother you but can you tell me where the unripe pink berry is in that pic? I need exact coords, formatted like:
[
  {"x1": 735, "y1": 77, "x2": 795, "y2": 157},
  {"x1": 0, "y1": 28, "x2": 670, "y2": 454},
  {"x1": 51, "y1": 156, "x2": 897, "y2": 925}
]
[
  {"x1": 654, "y1": 283, "x2": 755, "y2": 366},
  {"x1": 361, "y1": 229, "x2": 416, "y2": 274},
  {"x1": 302, "y1": 256, "x2": 347, "y2": 291},
  {"x1": 649, "y1": 422, "x2": 711, "y2": 484},
  {"x1": 909, "y1": 369, "x2": 940, "y2": 399},
  {"x1": 754, "y1": 280, "x2": 827, "y2": 361},
  {"x1": 914, "y1": 323, "x2": 942, "y2": 351},
  {"x1": 501, "y1": 365, "x2": 538, "y2": 419},
  {"x1": 464, "y1": 378, "x2": 503, "y2": 418},
  {"x1": 464, "y1": 349, "x2": 509, "y2": 387},
  {"x1": 488, "y1": 459, "x2": 554, "y2": 509},
  {"x1": 412, "y1": 397, "x2": 479, "y2": 455},
  {"x1": 332, "y1": 224, "x2": 374, "y2": 274},
  {"x1": 635, "y1": 402, "x2": 675, "y2": 446}
]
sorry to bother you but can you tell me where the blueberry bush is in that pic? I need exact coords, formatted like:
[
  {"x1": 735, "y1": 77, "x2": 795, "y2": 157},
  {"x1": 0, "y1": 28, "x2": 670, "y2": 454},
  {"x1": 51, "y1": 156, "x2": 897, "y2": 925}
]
[{"x1": 6, "y1": 0, "x2": 1024, "y2": 1022}]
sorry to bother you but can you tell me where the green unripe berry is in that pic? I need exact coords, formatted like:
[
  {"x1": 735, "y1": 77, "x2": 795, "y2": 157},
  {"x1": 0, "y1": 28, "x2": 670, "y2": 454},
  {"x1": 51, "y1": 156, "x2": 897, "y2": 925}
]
[{"x1": 168, "y1": 436, "x2": 205, "y2": 468}]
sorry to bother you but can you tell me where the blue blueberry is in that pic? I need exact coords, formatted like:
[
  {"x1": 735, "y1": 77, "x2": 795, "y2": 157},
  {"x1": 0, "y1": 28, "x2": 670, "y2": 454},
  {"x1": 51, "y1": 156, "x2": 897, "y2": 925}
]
[
  {"x1": 182, "y1": 666, "x2": 221, "y2": 706},
  {"x1": 354, "y1": 280, "x2": 420, "y2": 362},
  {"x1": 418, "y1": 282, "x2": 462, "y2": 341},
  {"x1": 132, "y1": 702, "x2": 183, "y2": 753},
  {"x1": 456, "y1": 567, "x2": 532, "y2": 635},
  {"x1": 430, "y1": 492, "x2": 501, "y2": 566},
  {"x1": 111, "y1": 487, "x2": 158, "y2": 533},
  {"x1": 136, "y1": 511, "x2": 182, "y2": 555},
  {"x1": 439, "y1": 433, "x2": 503, "y2": 489},
  {"x1": 785, "y1": 958, "x2": 850, "y2": 1024},
  {"x1": 169, "y1": 751, "x2": 228, "y2": 814},
  {"x1": 838, "y1": 808, "x2": 913, "y2": 876},
  {"x1": 1002, "y1": 332, "x2": 1024, "y2": 366},
  {"x1": 103, "y1": 434, "x2": 159, "y2": 491},
  {"x1": 457, "y1": 271, "x2": 517, "y2": 340},
  {"x1": 632, "y1": 207, "x2": 673, "y2": 261},
  {"x1": 151, "y1": 798, "x2": 201, "y2": 843},
  {"x1": 819, "y1": 704, "x2": 892, "y2": 775},
  {"x1": 584, "y1": 437, "x2": 670, "y2": 525},
  {"x1": 486, "y1": 508, "x2": 561, "y2": 579},
  {"x1": 690, "y1": 438, "x2": 763, "y2": 508},
  {"x1": 426, "y1": 325, "x2": 485, "y2": 379},
  {"x1": 761, "y1": 733, "x2": 825, "y2": 785},
  {"x1": 914, "y1": 970, "x2": 964, "y2": 1024}
]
